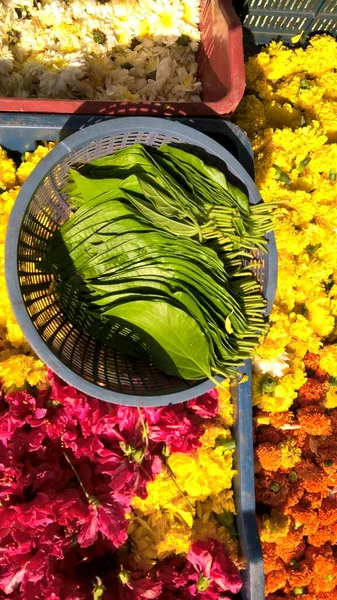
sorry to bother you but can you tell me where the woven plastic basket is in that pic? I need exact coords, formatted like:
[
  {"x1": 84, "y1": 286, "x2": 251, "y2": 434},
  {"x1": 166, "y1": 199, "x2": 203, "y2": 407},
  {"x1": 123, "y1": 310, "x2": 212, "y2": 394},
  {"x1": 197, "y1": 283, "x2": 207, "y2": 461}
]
[{"x1": 6, "y1": 117, "x2": 277, "y2": 406}]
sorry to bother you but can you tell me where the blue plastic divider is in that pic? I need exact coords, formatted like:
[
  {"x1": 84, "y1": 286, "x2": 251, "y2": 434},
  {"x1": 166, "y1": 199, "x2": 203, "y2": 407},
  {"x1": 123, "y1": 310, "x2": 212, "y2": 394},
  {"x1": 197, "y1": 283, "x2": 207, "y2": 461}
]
[{"x1": 0, "y1": 113, "x2": 269, "y2": 600}]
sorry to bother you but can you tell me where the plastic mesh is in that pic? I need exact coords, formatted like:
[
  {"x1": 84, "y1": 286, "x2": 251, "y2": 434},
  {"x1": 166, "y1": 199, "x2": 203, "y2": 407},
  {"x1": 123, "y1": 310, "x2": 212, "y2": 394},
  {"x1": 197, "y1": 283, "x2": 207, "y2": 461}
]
[{"x1": 16, "y1": 129, "x2": 268, "y2": 398}]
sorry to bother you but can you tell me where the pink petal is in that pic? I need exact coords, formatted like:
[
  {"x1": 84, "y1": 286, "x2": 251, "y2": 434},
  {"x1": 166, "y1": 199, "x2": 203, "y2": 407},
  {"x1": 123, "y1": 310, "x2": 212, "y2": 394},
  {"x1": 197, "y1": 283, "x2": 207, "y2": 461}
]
[
  {"x1": 0, "y1": 566, "x2": 27, "y2": 594},
  {"x1": 77, "y1": 504, "x2": 99, "y2": 548}
]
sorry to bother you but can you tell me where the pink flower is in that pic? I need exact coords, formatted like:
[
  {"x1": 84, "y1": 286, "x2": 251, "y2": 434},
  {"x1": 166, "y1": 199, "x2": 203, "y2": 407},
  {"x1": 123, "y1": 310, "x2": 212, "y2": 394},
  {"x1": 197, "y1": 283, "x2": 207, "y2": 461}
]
[
  {"x1": 77, "y1": 496, "x2": 129, "y2": 549},
  {"x1": 184, "y1": 539, "x2": 242, "y2": 598},
  {"x1": 104, "y1": 570, "x2": 162, "y2": 600},
  {"x1": 144, "y1": 390, "x2": 218, "y2": 454},
  {"x1": 155, "y1": 540, "x2": 241, "y2": 599},
  {"x1": 187, "y1": 389, "x2": 218, "y2": 420}
]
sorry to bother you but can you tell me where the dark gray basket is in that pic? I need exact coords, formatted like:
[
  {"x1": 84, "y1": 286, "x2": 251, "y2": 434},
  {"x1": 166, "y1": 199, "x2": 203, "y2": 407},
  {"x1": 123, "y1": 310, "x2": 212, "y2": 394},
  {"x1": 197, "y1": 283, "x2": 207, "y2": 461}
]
[
  {"x1": 5, "y1": 117, "x2": 276, "y2": 407},
  {"x1": 237, "y1": 0, "x2": 337, "y2": 44}
]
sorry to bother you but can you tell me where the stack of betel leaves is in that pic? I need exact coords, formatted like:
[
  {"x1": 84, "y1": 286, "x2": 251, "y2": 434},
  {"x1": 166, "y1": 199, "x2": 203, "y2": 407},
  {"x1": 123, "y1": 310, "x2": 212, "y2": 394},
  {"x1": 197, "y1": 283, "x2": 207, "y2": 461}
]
[{"x1": 43, "y1": 144, "x2": 274, "y2": 382}]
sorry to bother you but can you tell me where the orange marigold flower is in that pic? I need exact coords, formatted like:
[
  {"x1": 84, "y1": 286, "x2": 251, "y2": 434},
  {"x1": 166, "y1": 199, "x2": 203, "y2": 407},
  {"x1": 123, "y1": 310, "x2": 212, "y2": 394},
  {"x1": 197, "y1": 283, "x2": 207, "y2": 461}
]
[
  {"x1": 305, "y1": 352, "x2": 321, "y2": 372},
  {"x1": 275, "y1": 530, "x2": 306, "y2": 564},
  {"x1": 313, "y1": 554, "x2": 337, "y2": 593},
  {"x1": 262, "y1": 542, "x2": 285, "y2": 575},
  {"x1": 297, "y1": 406, "x2": 332, "y2": 436},
  {"x1": 297, "y1": 378, "x2": 327, "y2": 406},
  {"x1": 255, "y1": 472, "x2": 291, "y2": 507},
  {"x1": 256, "y1": 425, "x2": 283, "y2": 445},
  {"x1": 330, "y1": 409, "x2": 337, "y2": 434},
  {"x1": 317, "y1": 590, "x2": 337, "y2": 599},
  {"x1": 296, "y1": 458, "x2": 330, "y2": 494},
  {"x1": 308, "y1": 527, "x2": 332, "y2": 547},
  {"x1": 290, "y1": 504, "x2": 319, "y2": 537},
  {"x1": 314, "y1": 367, "x2": 330, "y2": 383},
  {"x1": 291, "y1": 428, "x2": 311, "y2": 451},
  {"x1": 305, "y1": 544, "x2": 333, "y2": 565},
  {"x1": 286, "y1": 562, "x2": 312, "y2": 588},
  {"x1": 318, "y1": 498, "x2": 337, "y2": 526},
  {"x1": 256, "y1": 443, "x2": 283, "y2": 472},
  {"x1": 283, "y1": 479, "x2": 306, "y2": 510},
  {"x1": 316, "y1": 440, "x2": 337, "y2": 476},
  {"x1": 270, "y1": 411, "x2": 295, "y2": 429},
  {"x1": 303, "y1": 492, "x2": 323, "y2": 510},
  {"x1": 265, "y1": 567, "x2": 287, "y2": 595}
]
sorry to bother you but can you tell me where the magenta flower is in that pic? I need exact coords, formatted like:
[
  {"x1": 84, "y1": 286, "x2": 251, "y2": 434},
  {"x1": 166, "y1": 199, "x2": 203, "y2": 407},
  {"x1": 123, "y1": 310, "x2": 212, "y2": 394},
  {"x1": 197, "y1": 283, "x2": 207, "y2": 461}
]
[
  {"x1": 77, "y1": 494, "x2": 129, "y2": 549},
  {"x1": 0, "y1": 373, "x2": 229, "y2": 599},
  {"x1": 184, "y1": 539, "x2": 242, "y2": 598}
]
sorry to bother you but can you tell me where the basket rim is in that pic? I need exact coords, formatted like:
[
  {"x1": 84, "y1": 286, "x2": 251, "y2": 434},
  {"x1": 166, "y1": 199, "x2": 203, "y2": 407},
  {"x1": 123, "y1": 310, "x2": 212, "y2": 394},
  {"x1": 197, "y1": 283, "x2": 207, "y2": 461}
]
[{"x1": 5, "y1": 116, "x2": 275, "y2": 406}]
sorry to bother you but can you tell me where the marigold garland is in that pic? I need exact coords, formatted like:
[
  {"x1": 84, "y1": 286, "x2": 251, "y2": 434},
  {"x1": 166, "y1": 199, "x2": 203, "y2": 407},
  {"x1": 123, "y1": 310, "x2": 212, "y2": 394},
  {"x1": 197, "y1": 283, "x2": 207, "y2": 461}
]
[{"x1": 234, "y1": 35, "x2": 337, "y2": 599}]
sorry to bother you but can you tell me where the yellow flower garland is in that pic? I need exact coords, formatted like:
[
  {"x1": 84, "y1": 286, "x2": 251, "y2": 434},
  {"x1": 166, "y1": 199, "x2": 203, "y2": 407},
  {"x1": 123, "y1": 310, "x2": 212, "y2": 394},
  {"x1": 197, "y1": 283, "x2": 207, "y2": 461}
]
[
  {"x1": 0, "y1": 145, "x2": 56, "y2": 391},
  {"x1": 234, "y1": 35, "x2": 337, "y2": 413}
]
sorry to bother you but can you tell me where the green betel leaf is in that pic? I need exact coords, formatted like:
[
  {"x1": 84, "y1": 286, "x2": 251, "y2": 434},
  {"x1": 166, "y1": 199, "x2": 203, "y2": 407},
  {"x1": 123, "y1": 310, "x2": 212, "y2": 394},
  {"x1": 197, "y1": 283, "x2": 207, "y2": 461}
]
[
  {"x1": 43, "y1": 142, "x2": 273, "y2": 381},
  {"x1": 104, "y1": 300, "x2": 212, "y2": 380}
]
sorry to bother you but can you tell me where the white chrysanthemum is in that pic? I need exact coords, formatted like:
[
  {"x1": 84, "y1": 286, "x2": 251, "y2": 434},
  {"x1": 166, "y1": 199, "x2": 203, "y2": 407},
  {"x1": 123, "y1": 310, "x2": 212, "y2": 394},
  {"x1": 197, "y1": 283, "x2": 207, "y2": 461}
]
[
  {"x1": 0, "y1": 0, "x2": 201, "y2": 101},
  {"x1": 253, "y1": 352, "x2": 290, "y2": 379}
]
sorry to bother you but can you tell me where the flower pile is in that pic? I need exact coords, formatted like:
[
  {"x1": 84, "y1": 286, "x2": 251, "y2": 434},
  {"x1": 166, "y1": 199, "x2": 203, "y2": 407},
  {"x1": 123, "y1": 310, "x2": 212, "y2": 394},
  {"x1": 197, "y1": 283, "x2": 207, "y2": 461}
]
[
  {"x1": 0, "y1": 0, "x2": 201, "y2": 101},
  {"x1": 0, "y1": 143, "x2": 241, "y2": 598},
  {"x1": 0, "y1": 372, "x2": 241, "y2": 599},
  {"x1": 234, "y1": 34, "x2": 337, "y2": 598}
]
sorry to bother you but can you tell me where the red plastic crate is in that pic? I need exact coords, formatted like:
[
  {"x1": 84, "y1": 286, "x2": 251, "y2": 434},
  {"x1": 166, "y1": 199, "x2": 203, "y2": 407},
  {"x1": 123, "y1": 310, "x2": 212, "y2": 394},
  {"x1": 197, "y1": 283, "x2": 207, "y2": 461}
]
[{"x1": 0, "y1": 0, "x2": 245, "y2": 117}]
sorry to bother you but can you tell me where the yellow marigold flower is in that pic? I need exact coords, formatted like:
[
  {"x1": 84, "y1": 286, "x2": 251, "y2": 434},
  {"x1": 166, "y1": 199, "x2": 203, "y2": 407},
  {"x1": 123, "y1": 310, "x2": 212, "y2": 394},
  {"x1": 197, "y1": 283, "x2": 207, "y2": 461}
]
[
  {"x1": 199, "y1": 423, "x2": 231, "y2": 449},
  {"x1": 216, "y1": 381, "x2": 234, "y2": 427},
  {"x1": 0, "y1": 353, "x2": 47, "y2": 392},
  {"x1": 320, "y1": 345, "x2": 337, "y2": 377},
  {"x1": 264, "y1": 101, "x2": 302, "y2": 130},
  {"x1": 234, "y1": 95, "x2": 266, "y2": 137},
  {"x1": 201, "y1": 489, "x2": 236, "y2": 517},
  {"x1": 279, "y1": 438, "x2": 301, "y2": 469},
  {"x1": 260, "y1": 509, "x2": 290, "y2": 544},
  {"x1": 16, "y1": 162, "x2": 36, "y2": 186},
  {"x1": 5, "y1": 316, "x2": 31, "y2": 352},
  {"x1": 131, "y1": 471, "x2": 183, "y2": 515},
  {"x1": 316, "y1": 100, "x2": 337, "y2": 142},
  {"x1": 0, "y1": 187, "x2": 20, "y2": 215},
  {"x1": 127, "y1": 516, "x2": 159, "y2": 570},
  {"x1": 128, "y1": 513, "x2": 191, "y2": 566},
  {"x1": 255, "y1": 370, "x2": 304, "y2": 413},
  {"x1": 23, "y1": 142, "x2": 56, "y2": 164},
  {"x1": 307, "y1": 299, "x2": 335, "y2": 339},
  {"x1": 324, "y1": 387, "x2": 337, "y2": 410},
  {"x1": 17, "y1": 142, "x2": 56, "y2": 185},
  {"x1": 168, "y1": 446, "x2": 235, "y2": 501},
  {"x1": 0, "y1": 147, "x2": 17, "y2": 191}
]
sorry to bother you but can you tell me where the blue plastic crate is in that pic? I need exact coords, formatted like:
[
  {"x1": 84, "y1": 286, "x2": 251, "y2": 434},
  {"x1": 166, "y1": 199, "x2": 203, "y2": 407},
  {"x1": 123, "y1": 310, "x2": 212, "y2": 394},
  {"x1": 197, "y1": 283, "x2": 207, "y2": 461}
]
[{"x1": 0, "y1": 113, "x2": 272, "y2": 600}]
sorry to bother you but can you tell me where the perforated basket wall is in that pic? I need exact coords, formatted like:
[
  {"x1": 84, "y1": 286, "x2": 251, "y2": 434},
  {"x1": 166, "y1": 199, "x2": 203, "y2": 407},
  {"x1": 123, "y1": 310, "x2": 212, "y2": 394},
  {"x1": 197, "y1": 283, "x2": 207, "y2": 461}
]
[
  {"x1": 241, "y1": 0, "x2": 337, "y2": 44},
  {"x1": 6, "y1": 118, "x2": 276, "y2": 406}
]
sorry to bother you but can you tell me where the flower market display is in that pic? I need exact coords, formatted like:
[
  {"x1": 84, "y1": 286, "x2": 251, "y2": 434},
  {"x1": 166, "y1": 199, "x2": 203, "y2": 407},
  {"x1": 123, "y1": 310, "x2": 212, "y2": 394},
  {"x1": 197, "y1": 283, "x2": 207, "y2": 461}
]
[
  {"x1": 0, "y1": 0, "x2": 201, "y2": 101},
  {"x1": 0, "y1": 146, "x2": 242, "y2": 596},
  {"x1": 234, "y1": 34, "x2": 337, "y2": 599}
]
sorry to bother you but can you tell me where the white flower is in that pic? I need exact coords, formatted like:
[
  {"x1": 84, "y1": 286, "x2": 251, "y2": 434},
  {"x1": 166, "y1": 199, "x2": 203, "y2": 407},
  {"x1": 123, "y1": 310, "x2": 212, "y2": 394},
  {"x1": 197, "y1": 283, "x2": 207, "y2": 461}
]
[
  {"x1": 253, "y1": 352, "x2": 290, "y2": 379},
  {"x1": 0, "y1": 0, "x2": 201, "y2": 102}
]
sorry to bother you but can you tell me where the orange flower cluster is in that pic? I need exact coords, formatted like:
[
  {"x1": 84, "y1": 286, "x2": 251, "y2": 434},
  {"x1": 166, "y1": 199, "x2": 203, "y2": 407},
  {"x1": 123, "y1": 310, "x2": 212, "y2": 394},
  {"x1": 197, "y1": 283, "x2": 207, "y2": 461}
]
[{"x1": 255, "y1": 353, "x2": 337, "y2": 598}]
